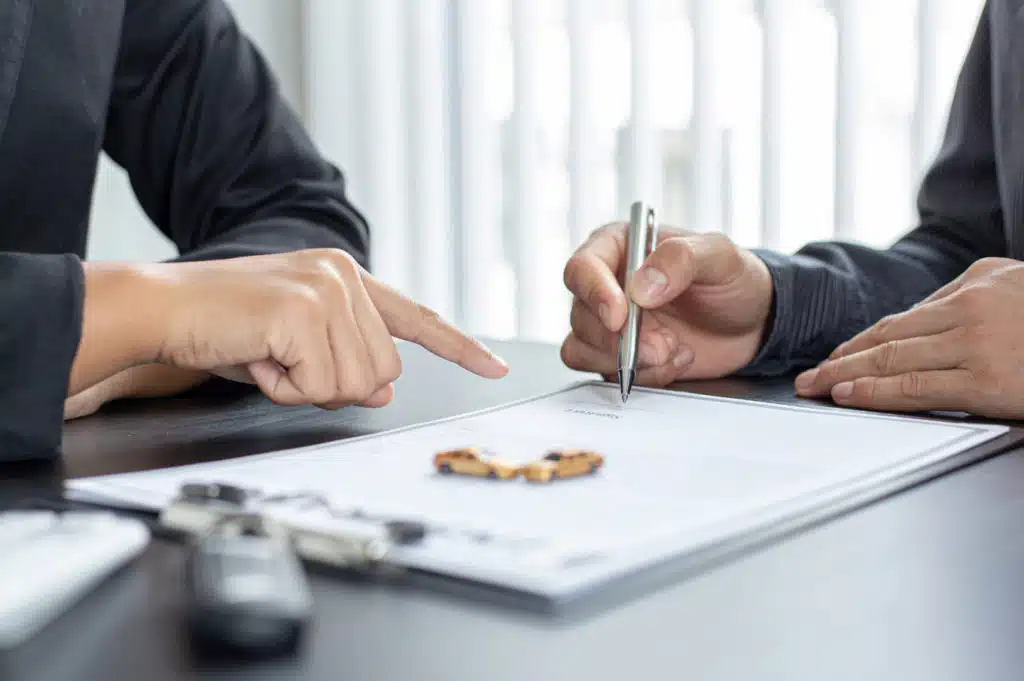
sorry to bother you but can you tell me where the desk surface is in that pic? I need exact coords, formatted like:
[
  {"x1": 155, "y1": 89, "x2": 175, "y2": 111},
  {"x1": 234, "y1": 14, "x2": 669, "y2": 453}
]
[{"x1": 3, "y1": 340, "x2": 1024, "y2": 681}]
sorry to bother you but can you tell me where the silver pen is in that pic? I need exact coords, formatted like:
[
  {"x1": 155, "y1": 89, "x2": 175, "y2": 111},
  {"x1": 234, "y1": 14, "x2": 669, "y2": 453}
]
[{"x1": 617, "y1": 201, "x2": 657, "y2": 403}]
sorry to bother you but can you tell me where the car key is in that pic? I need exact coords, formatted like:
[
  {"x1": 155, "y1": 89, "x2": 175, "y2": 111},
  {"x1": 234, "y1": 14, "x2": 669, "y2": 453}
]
[{"x1": 184, "y1": 515, "x2": 312, "y2": 656}]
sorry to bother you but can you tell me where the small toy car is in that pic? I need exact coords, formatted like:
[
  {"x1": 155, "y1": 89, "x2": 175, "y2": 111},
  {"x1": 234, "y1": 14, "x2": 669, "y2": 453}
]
[
  {"x1": 520, "y1": 449, "x2": 604, "y2": 483},
  {"x1": 433, "y1": 447, "x2": 521, "y2": 480}
]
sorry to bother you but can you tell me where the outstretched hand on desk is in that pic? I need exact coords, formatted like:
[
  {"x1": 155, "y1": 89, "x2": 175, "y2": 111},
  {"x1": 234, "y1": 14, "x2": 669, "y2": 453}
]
[
  {"x1": 70, "y1": 249, "x2": 508, "y2": 411},
  {"x1": 561, "y1": 223, "x2": 774, "y2": 386},
  {"x1": 795, "y1": 257, "x2": 1024, "y2": 418}
]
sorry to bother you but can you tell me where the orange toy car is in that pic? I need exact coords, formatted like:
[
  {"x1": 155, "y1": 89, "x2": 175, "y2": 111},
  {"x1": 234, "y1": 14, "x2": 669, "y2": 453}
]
[
  {"x1": 433, "y1": 447, "x2": 522, "y2": 480},
  {"x1": 520, "y1": 449, "x2": 604, "y2": 483}
]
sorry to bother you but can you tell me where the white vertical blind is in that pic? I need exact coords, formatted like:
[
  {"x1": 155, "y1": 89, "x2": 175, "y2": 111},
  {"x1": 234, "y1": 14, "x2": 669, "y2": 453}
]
[
  {"x1": 88, "y1": 0, "x2": 988, "y2": 339},
  {"x1": 912, "y1": 0, "x2": 942, "y2": 188},
  {"x1": 405, "y1": 0, "x2": 454, "y2": 320},
  {"x1": 509, "y1": 0, "x2": 546, "y2": 338},
  {"x1": 626, "y1": 0, "x2": 661, "y2": 211},
  {"x1": 691, "y1": 0, "x2": 722, "y2": 234},
  {"x1": 359, "y1": 0, "x2": 410, "y2": 292},
  {"x1": 452, "y1": 0, "x2": 504, "y2": 335},
  {"x1": 303, "y1": 0, "x2": 360, "y2": 191},
  {"x1": 832, "y1": 0, "x2": 864, "y2": 239},
  {"x1": 567, "y1": 0, "x2": 598, "y2": 248},
  {"x1": 758, "y1": 0, "x2": 785, "y2": 250}
]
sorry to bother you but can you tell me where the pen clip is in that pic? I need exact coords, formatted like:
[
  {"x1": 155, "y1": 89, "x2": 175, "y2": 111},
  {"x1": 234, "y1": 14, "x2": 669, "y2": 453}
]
[{"x1": 644, "y1": 207, "x2": 657, "y2": 256}]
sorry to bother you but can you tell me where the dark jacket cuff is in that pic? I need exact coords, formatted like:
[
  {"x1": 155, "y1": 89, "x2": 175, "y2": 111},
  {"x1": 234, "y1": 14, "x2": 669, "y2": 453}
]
[
  {"x1": 171, "y1": 217, "x2": 369, "y2": 267},
  {"x1": 0, "y1": 254, "x2": 84, "y2": 461},
  {"x1": 736, "y1": 249, "x2": 869, "y2": 377}
]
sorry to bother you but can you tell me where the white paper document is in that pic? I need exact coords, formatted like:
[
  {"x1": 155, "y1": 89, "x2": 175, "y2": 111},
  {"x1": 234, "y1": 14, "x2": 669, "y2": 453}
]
[{"x1": 68, "y1": 382, "x2": 1009, "y2": 602}]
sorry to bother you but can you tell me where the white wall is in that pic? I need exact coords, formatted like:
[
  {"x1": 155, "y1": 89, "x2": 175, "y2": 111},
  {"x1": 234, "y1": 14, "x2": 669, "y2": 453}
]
[{"x1": 87, "y1": 0, "x2": 306, "y2": 262}]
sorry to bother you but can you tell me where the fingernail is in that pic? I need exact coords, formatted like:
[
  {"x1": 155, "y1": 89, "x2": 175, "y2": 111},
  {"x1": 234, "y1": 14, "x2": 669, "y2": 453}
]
[
  {"x1": 599, "y1": 303, "x2": 612, "y2": 328},
  {"x1": 634, "y1": 267, "x2": 668, "y2": 302},
  {"x1": 795, "y1": 368, "x2": 818, "y2": 392},
  {"x1": 673, "y1": 346, "x2": 694, "y2": 368},
  {"x1": 832, "y1": 382, "x2": 854, "y2": 400},
  {"x1": 638, "y1": 342, "x2": 659, "y2": 365}
]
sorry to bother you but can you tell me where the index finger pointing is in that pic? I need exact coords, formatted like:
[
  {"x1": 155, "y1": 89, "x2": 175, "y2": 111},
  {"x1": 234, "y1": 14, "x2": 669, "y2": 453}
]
[{"x1": 366, "y1": 278, "x2": 509, "y2": 379}]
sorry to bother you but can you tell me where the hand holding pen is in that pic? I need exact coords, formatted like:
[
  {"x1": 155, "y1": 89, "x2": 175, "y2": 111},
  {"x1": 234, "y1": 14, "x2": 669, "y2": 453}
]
[{"x1": 560, "y1": 209, "x2": 775, "y2": 391}]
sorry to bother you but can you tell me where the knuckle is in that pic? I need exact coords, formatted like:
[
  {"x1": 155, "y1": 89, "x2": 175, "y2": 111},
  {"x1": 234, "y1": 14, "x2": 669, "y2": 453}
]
[
  {"x1": 338, "y1": 371, "x2": 370, "y2": 402},
  {"x1": 969, "y1": 257, "x2": 1006, "y2": 276},
  {"x1": 563, "y1": 254, "x2": 589, "y2": 293},
  {"x1": 560, "y1": 337, "x2": 583, "y2": 370},
  {"x1": 817, "y1": 358, "x2": 841, "y2": 384},
  {"x1": 569, "y1": 300, "x2": 584, "y2": 330},
  {"x1": 952, "y1": 284, "x2": 992, "y2": 312},
  {"x1": 966, "y1": 258, "x2": 991, "y2": 275},
  {"x1": 874, "y1": 340, "x2": 901, "y2": 374},
  {"x1": 381, "y1": 349, "x2": 403, "y2": 384},
  {"x1": 305, "y1": 248, "x2": 360, "y2": 280},
  {"x1": 854, "y1": 377, "x2": 880, "y2": 402},
  {"x1": 900, "y1": 372, "x2": 925, "y2": 399},
  {"x1": 705, "y1": 231, "x2": 735, "y2": 254},
  {"x1": 314, "y1": 386, "x2": 337, "y2": 404},
  {"x1": 323, "y1": 247, "x2": 359, "y2": 271},
  {"x1": 872, "y1": 314, "x2": 896, "y2": 337},
  {"x1": 568, "y1": 302, "x2": 594, "y2": 341},
  {"x1": 305, "y1": 377, "x2": 336, "y2": 404},
  {"x1": 286, "y1": 285, "x2": 326, "y2": 320},
  {"x1": 330, "y1": 249, "x2": 361, "y2": 277},
  {"x1": 661, "y1": 237, "x2": 694, "y2": 271},
  {"x1": 592, "y1": 222, "x2": 626, "y2": 239}
]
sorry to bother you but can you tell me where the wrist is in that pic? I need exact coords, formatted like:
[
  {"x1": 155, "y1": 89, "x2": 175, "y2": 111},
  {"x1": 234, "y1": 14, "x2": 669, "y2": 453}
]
[{"x1": 81, "y1": 262, "x2": 170, "y2": 368}]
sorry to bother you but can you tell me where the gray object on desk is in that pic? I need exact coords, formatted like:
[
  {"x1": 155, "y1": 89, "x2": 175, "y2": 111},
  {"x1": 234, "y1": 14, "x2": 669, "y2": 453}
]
[{"x1": 4, "y1": 340, "x2": 1024, "y2": 681}]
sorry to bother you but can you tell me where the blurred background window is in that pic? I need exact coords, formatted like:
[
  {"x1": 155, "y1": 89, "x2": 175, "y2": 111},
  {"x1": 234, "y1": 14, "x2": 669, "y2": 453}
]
[{"x1": 89, "y1": 0, "x2": 986, "y2": 343}]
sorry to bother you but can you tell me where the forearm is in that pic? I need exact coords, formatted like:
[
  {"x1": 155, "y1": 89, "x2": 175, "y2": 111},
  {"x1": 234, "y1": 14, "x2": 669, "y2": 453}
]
[
  {"x1": 68, "y1": 263, "x2": 165, "y2": 395},
  {"x1": 64, "y1": 363, "x2": 210, "y2": 421}
]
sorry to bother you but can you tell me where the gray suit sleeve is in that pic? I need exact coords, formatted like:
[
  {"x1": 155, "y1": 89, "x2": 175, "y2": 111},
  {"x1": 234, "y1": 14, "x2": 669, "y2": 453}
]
[{"x1": 740, "y1": 3, "x2": 1004, "y2": 376}]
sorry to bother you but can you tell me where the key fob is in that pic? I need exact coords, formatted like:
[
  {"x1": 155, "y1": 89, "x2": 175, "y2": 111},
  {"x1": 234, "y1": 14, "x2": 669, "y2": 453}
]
[{"x1": 185, "y1": 526, "x2": 312, "y2": 656}]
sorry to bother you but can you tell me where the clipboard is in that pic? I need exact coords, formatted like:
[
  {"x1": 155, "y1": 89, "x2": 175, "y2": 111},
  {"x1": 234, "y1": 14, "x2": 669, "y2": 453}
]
[{"x1": 66, "y1": 381, "x2": 1022, "y2": 617}]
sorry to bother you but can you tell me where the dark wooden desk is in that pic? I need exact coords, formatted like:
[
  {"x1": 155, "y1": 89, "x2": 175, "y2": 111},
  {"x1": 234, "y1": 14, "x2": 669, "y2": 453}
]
[{"x1": 4, "y1": 340, "x2": 1024, "y2": 681}]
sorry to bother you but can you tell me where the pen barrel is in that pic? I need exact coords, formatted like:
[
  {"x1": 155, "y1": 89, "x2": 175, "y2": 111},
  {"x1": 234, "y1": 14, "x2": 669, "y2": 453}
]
[
  {"x1": 618, "y1": 307, "x2": 640, "y2": 374},
  {"x1": 624, "y1": 201, "x2": 652, "y2": 276},
  {"x1": 619, "y1": 201, "x2": 655, "y2": 380}
]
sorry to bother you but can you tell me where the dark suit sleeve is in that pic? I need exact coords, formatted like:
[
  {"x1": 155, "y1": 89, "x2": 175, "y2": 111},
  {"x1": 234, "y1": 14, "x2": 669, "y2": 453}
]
[
  {"x1": 103, "y1": 0, "x2": 370, "y2": 265},
  {"x1": 740, "y1": 4, "x2": 1004, "y2": 376},
  {"x1": 0, "y1": 254, "x2": 83, "y2": 461}
]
